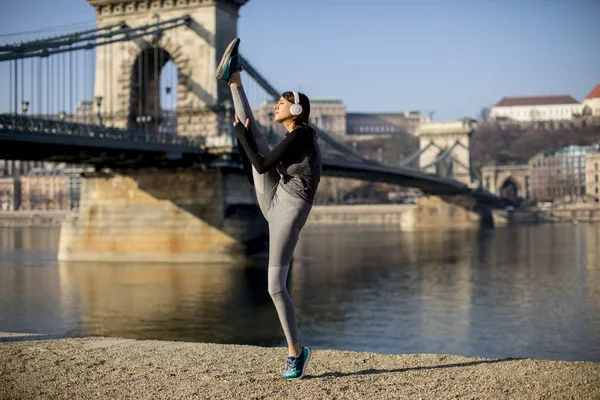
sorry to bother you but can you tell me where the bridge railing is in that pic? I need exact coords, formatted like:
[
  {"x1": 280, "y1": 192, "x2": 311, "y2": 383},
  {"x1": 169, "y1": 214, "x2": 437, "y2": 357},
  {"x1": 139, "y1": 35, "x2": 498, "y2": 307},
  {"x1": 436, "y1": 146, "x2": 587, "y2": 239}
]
[{"x1": 0, "y1": 114, "x2": 205, "y2": 149}]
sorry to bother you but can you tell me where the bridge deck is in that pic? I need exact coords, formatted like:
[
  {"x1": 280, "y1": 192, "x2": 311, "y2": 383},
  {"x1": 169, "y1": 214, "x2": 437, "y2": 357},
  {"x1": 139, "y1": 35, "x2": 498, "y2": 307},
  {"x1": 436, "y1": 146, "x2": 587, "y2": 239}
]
[{"x1": 0, "y1": 114, "x2": 506, "y2": 207}]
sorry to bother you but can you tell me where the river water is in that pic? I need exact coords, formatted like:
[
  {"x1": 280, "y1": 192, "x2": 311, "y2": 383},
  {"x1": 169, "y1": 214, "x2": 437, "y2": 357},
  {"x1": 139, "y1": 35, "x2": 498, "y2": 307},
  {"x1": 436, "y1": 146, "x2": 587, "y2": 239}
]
[{"x1": 1, "y1": 223, "x2": 599, "y2": 362}]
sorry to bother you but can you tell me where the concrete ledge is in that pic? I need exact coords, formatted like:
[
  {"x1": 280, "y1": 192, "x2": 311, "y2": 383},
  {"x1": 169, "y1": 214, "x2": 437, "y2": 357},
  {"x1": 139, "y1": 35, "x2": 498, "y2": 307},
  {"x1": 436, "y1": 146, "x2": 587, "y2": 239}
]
[{"x1": 1, "y1": 333, "x2": 598, "y2": 399}]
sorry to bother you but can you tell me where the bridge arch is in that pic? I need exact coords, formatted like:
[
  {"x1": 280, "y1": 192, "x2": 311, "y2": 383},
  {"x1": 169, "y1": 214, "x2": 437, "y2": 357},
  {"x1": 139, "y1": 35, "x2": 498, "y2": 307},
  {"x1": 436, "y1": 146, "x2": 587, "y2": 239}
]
[
  {"x1": 122, "y1": 39, "x2": 193, "y2": 133},
  {"x1": 499, "y1": 176, "x2": 520, "y2": 203},
  {"x1": 90, "y1": 0, "x2": 248, "y2": 140}
]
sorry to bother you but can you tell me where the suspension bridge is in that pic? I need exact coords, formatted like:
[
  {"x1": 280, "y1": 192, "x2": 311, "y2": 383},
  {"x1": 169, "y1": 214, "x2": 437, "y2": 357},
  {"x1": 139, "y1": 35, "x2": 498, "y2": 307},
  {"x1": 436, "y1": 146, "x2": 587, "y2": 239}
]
[{"x1": 0, "y1": 0, "x2": 506, "y2": 262}]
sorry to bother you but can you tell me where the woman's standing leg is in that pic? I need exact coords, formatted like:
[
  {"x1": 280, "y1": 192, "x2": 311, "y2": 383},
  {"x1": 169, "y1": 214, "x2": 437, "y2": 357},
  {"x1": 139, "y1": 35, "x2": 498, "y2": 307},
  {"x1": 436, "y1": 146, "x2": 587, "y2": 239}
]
[
  {"x1": 266, "y1": 190, "x2": 313, "y2": 351},
  {"x1": 266, "y1": 190, "x2": 313, "y2": 379},
  {"x1": 267, "y1": 219, "x2": 301, "y2": 347}
]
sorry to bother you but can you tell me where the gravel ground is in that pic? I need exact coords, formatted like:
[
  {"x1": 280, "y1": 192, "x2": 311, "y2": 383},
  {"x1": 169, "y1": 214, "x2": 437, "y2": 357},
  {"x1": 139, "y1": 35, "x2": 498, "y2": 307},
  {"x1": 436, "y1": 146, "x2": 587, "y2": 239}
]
[{"x1": 1, "y1": 332, "x2": 599, "y2": 400}]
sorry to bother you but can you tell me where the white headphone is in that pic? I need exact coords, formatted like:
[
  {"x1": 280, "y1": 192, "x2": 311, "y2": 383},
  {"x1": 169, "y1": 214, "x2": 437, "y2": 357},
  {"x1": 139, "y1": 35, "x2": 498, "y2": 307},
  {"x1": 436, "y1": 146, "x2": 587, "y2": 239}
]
[{"x1": 290, "y1": 91, "x2": 303, "y2": 116}]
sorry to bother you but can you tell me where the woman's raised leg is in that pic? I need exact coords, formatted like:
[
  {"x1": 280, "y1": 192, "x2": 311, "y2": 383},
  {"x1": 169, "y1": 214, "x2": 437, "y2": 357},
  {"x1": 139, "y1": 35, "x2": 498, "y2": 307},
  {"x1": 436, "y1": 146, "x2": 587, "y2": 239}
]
[{"x1": 229, "y1": 71, "x2": 280, "y2": 211}]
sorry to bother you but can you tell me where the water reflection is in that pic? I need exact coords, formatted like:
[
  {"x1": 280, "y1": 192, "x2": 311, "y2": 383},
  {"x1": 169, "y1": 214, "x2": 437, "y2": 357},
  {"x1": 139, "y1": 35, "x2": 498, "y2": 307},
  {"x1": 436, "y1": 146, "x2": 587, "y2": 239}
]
[
  {"x1": 291, "y1": 225, "x2": 600, "y2": 361},
  {"x1": 586, "y1": 224, "x2": 600, "y2": 314},
  {"x1": 0, "y1": 228, "x2": 61, "y2": 334},
  {"x1": 57, "y1": 260, "x2": 283, "y2": 346},
  {"x1": 1, "y1": 224, "x2": 599, "y2": 362}
]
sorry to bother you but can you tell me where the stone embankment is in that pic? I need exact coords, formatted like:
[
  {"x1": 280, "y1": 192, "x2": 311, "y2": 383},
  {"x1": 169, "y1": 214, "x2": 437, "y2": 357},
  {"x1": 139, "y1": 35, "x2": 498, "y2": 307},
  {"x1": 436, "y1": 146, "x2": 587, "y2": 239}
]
[
  {"x1": 1, "y1": 333, "x2": 599, "y2": 400},
  {"x1": 0, "y1": 211, "x2": 69, "y2": 227}
]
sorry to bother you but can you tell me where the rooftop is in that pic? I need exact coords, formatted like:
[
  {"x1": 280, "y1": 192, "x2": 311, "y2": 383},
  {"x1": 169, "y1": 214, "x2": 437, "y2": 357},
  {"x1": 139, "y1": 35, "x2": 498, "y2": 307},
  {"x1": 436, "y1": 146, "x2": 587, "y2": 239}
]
[
  {"x1": 494, "y1": 95, "x2": 580, "y2": 107},
  {"x1": 585, "y1": 84, "x2": 600, "y2": 100}
]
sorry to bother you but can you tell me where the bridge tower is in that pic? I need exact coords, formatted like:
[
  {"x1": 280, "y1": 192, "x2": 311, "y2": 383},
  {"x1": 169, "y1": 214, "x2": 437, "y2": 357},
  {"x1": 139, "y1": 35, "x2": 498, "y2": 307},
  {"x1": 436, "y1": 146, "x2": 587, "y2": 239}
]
[
  {"x1": 414, "y1": 120, "x2": 475, "y2": 185},
  {"x1": 88, "y1": 0, "x2": 247, "y2": 145},
  {"x1": 58, "y1": 1, "x2": 267, "y2": 263}
]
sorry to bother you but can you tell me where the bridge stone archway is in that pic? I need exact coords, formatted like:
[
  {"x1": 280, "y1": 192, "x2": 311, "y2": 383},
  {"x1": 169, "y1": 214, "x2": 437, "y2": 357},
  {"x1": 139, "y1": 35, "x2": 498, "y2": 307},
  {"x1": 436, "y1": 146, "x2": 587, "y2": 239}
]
[
  {"x1": 89, "y1": 0, "x2": 248, "y2": 142},
  {"x1": 415, "y1": 120, "x2": 475, "y2": 185},
  {"x1": 480, "y1": 165, "x2": 530, "y2": 203}
]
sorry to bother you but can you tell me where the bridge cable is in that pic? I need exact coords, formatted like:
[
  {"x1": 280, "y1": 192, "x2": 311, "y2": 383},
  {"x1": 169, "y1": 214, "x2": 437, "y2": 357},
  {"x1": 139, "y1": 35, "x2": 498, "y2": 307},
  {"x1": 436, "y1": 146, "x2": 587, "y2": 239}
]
[
  {"x1": 0, "y1": 20, "x2": 137, "y2": 53},
  {"x1": 0, "y1": 16, "x2": 190, "y2": 62},
  {"x1": 145, "y1": 39, "x2": 149, "y2": 132},
  {"x1": 159, "y1": 36, "x2": 164, "y2": 133},
  {"x1": 154, "y1": 34, "x2": 158, "y2": 133},
  {"x1": 63, "y1": 51, "x2": 67, "y2": 115},
  {"x1": 70, "y1": 45, "x2": 73, "y2": 118},
  {"x1": 45, "y1": 56, "x2": 49, "y2": 117},
  {"x1": 420, "y1": 141, "x2": 462, "y2": 170},
  {"x1": 51, "y1": 54, "x2": 55, "y2": 115},
  {"x1": 238, "y1": 54, "x2": 369, "y2": 164},
  {"x1": 37, "y1": 56, "x2": 41, "y2": 116},
  {"x1": 74, "y1": 48, "x2": 78, "y2": 120},
  {"x1": 0, "y1": 22, "x2": 122, "y2": 51},
  {"x1": 21, "y1": 59, "x2": 24, "y2": 116},
  {"x1": 8, "y1": 58, "x2": 12, "y2": 115},
  {"x1": 400, "y1": 141, "x2": 436, "y2": 167},
  {"x1": 0, "y1": 20, "x2": 97, "y2": 38},
  {"x1": 83, "y1": 50, "x2": 87, "y2": 123}
]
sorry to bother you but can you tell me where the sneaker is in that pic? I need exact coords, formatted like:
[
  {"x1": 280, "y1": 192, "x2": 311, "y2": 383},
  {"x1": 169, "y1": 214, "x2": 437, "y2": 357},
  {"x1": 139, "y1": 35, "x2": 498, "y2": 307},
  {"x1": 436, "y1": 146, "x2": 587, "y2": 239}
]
[
  {"x1": 282, "y1": 346, "x2": 311, "y2": 380},
  {"x1": 216, "y1": 37, "x2": 241, "y2": 82}
]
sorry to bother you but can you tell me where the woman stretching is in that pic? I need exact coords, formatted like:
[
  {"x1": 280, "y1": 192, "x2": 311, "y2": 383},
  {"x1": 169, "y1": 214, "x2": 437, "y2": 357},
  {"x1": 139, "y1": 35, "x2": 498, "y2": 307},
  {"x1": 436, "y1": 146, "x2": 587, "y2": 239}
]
[{"x1": 216, "y1": 37, "x2": 322, "y2": 380}]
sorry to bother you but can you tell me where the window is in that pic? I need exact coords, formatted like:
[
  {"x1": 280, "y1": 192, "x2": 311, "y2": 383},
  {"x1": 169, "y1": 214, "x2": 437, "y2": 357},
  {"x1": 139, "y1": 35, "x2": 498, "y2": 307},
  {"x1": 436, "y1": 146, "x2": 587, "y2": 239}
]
[
  {"x1": 596, "y1": 175, "x2": 599, "y2": 183},
  {"x1": 595, "y1": 163, "x2": 598, "y2": 171}
]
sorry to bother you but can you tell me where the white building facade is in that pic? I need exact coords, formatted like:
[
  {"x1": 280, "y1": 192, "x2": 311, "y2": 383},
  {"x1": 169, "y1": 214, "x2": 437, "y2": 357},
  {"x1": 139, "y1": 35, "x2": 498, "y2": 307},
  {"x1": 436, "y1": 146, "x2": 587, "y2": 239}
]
[
  {"x1": 583, "y1": 84, "x2": 600, "y2": 117},
  {"x1": 490, "y1": 95, "x2": 583, "y2": 122}
]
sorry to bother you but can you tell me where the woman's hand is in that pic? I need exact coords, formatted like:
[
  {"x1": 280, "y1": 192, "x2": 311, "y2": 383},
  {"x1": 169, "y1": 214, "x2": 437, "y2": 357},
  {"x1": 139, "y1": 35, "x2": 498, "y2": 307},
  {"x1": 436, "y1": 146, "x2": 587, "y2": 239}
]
[
  {"x1": 233, "y1": 114, "x2": 251, "y2": 130},
  {"x1": 233, "y1": 114, "x2": 251, "y2": 140}
]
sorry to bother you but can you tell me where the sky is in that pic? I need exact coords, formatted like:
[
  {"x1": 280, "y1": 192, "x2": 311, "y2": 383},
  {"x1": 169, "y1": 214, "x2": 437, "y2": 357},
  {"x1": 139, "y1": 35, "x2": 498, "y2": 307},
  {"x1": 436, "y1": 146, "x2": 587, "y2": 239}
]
[{"x1": 0, "y1": 0, "x2": 598, "y2": 120}]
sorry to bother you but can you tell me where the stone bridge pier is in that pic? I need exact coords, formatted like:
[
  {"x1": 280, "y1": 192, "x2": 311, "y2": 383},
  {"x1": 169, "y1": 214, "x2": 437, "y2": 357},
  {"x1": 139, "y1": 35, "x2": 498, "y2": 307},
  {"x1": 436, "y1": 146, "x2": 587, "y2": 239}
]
[{"x1": 58, "y1": 167, "x2": 268, "y2": 262}]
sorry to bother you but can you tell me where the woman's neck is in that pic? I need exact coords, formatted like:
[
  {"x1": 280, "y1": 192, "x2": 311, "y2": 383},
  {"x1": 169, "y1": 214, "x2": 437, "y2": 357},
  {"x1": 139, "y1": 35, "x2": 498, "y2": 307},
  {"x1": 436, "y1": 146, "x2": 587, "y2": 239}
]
[{"x1": 283, "y1": 119, "x2": 296, "y2": 133}]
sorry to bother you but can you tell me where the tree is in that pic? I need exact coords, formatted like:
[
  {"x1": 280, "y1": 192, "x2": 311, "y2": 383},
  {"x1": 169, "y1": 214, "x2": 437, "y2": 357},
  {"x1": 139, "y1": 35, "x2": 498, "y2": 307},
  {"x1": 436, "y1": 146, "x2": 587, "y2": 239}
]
[{"x1": 471, "y1": 123, "x2": 600, "y2": 174}]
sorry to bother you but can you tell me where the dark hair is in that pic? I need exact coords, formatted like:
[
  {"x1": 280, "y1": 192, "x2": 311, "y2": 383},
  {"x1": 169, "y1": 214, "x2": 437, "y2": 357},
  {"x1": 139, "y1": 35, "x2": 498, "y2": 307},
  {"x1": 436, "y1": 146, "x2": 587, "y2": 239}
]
[{"x1": 282, "y1": 91, "x2": 317, "y2": 137}]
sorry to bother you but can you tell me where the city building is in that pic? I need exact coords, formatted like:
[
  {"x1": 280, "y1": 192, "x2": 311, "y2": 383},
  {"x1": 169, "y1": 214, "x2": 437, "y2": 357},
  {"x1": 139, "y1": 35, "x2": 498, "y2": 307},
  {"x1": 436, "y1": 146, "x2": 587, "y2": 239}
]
[
  {"x1": 255, "y1": 97, "x2": 423, "y2": 141},
  {"x1": 0, "y1": 160, "x2": 45, "y2": 177},
  {"x1": 309, "y1": 98, "x2": 347, "y2": 138},
  {"x1": 480, "y1": 165, "x2": 530, "y2": 202},
  {"x1": 255, "y1": 98, "x2": 347, "y2": 139},
  {"x1": 490, "y1": 95, "x2": 583, "y2": 122},
  {"x1": 0, "y1": 177, "x2": 20, "y2": 211},
  {"x1": 528, "y1": 144, "x2": 599, "y2": 202},
  {"x1": 582, "y1": 84, "x2": 600, "y2": 117},
  {"x1": 74, "y1": 99, "x2": 95, "y2": 123},
  {"x1": 585, "y1": 152, "x2": 600, "y2": 201},
  {"x1": 346, "y1": 111, "x2": 423, "y2": 141},
  {"x1": 1, "y1": 163, "x2": 84, "y2": 211},
  {"x1": 19, "y1": 169, "x2": 71, "y2": 210}
]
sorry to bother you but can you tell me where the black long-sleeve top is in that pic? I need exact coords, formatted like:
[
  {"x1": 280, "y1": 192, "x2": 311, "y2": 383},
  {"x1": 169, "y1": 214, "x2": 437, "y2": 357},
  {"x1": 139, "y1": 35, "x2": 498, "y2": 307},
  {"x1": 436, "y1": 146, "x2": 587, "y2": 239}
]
[{"x1": 234, "y1": 123, "x2": 322, "y2": 204}]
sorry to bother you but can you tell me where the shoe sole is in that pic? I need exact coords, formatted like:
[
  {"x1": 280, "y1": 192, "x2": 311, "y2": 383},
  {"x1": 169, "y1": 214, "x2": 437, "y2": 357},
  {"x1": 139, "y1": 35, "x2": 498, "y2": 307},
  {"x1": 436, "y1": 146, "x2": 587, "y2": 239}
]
[
  {"x1": 216, "y1": 37, "x2": 240, "y2": 80},
  {"x1": 284, "y1": 347, "x2": 311, "y2": 380}
]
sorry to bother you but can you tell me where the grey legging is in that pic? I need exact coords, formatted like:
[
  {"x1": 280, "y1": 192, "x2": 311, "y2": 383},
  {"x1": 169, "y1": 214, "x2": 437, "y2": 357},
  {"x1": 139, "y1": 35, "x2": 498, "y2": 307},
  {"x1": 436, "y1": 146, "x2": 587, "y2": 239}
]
[{"x1": 231, "y1": 85, "x2": 312, "y2": 346}]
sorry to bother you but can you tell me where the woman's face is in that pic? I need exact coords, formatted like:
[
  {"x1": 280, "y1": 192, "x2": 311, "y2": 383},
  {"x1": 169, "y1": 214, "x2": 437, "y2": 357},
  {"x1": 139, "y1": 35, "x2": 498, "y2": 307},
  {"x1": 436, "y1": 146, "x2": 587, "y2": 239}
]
[{"x1": 273, "y1": 96, "x2": 294, "y2": 123}]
